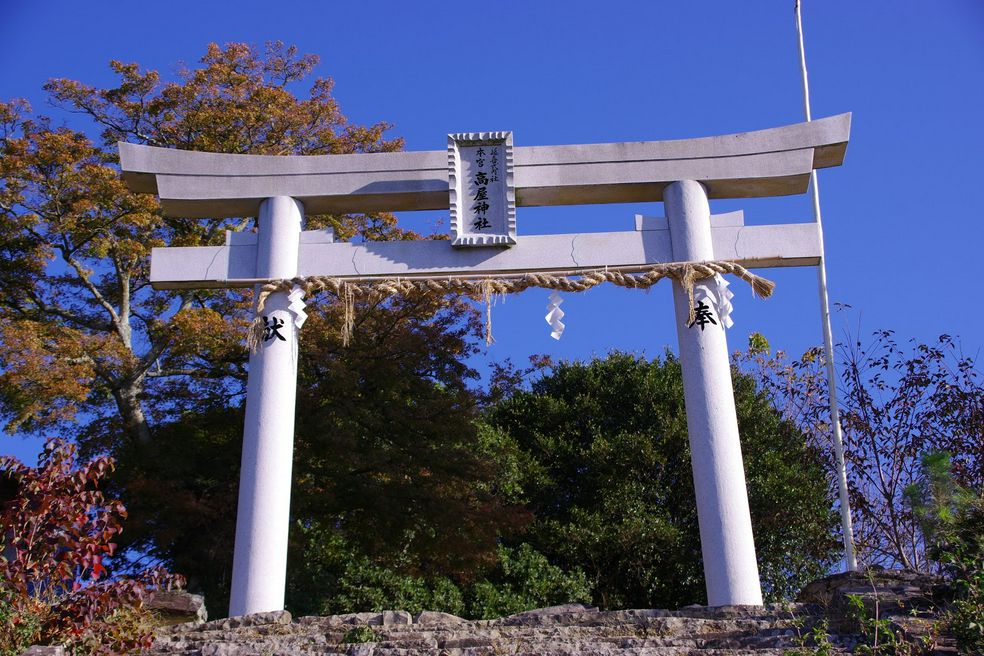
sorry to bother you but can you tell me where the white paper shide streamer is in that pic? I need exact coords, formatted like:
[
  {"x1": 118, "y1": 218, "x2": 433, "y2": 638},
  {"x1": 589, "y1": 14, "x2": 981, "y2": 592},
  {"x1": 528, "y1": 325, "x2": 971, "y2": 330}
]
[
  {"x1": 693, "y1": 274, "x2": 734, "y2": 329},
  {"x1": 287, "y1": 285, "x2": 308, "y2": 329},
  {"x1": 545, "y1": 291, "x2": 565, "y2": 340}
]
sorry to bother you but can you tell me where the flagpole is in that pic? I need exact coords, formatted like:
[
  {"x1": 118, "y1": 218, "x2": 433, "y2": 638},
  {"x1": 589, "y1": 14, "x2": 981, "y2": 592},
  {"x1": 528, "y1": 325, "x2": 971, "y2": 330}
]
[{"x1": 794, "y1": 0, "x2": 858, "y2": 572}]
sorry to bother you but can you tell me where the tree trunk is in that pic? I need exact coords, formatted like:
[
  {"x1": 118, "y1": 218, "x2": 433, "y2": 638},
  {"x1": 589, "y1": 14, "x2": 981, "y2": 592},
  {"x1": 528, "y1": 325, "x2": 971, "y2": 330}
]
[{"x1": 112, "y1": 382, "x2": 152, "y2": 443}]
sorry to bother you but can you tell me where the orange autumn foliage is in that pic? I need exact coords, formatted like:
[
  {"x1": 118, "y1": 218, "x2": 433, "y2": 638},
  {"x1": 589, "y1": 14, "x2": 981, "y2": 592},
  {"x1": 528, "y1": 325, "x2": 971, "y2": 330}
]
[{"x1": 0, "y1": 42, "x2": 406, "y2": 450}]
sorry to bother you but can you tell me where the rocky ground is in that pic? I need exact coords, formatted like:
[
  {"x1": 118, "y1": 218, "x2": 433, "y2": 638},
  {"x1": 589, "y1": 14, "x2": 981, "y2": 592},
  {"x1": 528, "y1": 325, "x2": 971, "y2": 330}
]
[{"x1": 142, "y1": 570, "x2": 959, "y2": 656}]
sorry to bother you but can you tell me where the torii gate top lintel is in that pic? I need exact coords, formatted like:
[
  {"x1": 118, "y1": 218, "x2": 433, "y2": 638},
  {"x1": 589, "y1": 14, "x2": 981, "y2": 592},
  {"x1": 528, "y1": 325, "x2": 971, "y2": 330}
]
[{"x1": 119, "y1": 113, "x2": 850, "y2": 219}]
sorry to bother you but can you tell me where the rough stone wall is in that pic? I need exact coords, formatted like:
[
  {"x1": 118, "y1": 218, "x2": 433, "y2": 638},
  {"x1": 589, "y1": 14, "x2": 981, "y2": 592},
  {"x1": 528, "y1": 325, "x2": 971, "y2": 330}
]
[
  {"x1": 18, "y1": 570, "x2": 959, "y2": 655},
  {"x1": 143, "y1": 570, "x2": 959, "y2": 655},
  {"x1": 151, "y1": 603, "x2": 822, "y2": 655}
]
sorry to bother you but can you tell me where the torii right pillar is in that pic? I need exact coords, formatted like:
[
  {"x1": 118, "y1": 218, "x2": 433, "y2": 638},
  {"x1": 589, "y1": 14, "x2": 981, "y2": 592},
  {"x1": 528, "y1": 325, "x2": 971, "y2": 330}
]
[{"x1": 667, "y1": 180, "x2": 764, "y2": 606}]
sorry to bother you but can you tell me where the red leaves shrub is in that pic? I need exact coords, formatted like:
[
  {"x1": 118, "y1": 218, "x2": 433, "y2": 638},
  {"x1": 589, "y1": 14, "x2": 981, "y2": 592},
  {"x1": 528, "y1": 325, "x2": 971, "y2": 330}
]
[{"x1": 0, "y1": 439, "x2": 183, "y2": 654}]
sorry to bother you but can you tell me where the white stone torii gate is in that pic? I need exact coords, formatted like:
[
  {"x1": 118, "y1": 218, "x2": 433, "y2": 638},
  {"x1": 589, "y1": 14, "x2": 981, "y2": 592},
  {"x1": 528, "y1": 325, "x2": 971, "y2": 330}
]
[{"x1": 118, "y1": 113, "x2": 851, "y2": 617}]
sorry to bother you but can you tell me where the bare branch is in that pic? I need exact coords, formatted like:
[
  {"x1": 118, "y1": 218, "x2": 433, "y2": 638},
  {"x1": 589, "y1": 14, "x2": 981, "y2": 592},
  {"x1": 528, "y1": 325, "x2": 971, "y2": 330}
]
[
  {"x1": 135, "y1": 293, "x2": 192, "y2": 377},
  {"x1": 62, "y1": 252, "x2": 123, "y2": 334},
  {"x1": 145, "y1": 368, "x2": 202, "y2": 378}
]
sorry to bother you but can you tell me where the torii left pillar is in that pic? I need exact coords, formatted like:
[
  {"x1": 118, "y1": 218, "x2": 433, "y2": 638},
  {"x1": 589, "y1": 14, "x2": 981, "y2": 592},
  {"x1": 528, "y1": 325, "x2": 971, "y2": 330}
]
[{"x1": 229, "y1": 196, "x2": 304, "y2": 616}]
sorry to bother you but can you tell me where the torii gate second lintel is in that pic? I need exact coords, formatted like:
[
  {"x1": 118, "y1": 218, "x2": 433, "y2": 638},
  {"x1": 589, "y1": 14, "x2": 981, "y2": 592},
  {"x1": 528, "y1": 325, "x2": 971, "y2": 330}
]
[{"x1": 118, "y1": 114, "x2": 851, "y2": 617}]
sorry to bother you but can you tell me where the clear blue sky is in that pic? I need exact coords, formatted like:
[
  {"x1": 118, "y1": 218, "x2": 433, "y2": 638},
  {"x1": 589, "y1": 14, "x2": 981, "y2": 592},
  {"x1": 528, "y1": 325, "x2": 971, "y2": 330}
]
[{"x1": 2, "y1": 1, "x2": 983, "y2": 461}]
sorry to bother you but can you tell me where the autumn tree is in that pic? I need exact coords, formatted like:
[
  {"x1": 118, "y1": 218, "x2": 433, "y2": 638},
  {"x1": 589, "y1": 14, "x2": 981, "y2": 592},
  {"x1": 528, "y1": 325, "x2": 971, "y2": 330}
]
[
  {"x1": 0, "y1": 42, "x2": 405, "y2": 456},
  {"x1": 0, "y1": 439, "x2": 181, "y2": 655},
  {"x1": 0, "y1": 43, "x2": 537, "y2": 617}
]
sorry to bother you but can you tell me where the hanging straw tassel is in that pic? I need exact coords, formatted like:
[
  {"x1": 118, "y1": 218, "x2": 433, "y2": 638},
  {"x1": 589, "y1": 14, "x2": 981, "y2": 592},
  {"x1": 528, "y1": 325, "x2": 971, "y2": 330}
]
[
  {"x1": 247, "y1": 282, "x2": 276, "y2": 354},
  {"x1": 483, "y1": 278, "x2": 495, "y2": 346},
  {"x1": 670, "y1": 263, "x2": 700, "y2": 326},
  {"x1": 246, "y1": 315, "x2": 265, "y2": 354},
  {"x1": 747, "y1": 273, "x2": 775, "y2": 299},
  {"x1": 341, "y1": 282, "x2": 355, "y2": 347}
]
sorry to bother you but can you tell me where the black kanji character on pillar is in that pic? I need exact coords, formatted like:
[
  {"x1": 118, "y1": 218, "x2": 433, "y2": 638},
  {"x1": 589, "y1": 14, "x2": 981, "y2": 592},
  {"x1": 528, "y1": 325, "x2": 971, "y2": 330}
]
[
  {"x1": 688, "y1": 300, "x2": 717, "y2": 331},
  {"x1": 262, "y1": 315, "x2": 287, "y2": 342},
  {"x1": 473, "y1": 216, "x2": 491, "y2": 230}
]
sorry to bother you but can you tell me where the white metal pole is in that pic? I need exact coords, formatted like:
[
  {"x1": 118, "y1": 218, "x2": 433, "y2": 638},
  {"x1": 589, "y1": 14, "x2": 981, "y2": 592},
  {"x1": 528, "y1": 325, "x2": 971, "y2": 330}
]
[
  {"x1": 794, "y1": 0, "x2": 858, "y2": 572},
  {"x1": 229, "y1": 196, "x2": 304, "y2": 616},
  {"x1": 667, "y1": 180, "x2": 764, "y2": 606}
]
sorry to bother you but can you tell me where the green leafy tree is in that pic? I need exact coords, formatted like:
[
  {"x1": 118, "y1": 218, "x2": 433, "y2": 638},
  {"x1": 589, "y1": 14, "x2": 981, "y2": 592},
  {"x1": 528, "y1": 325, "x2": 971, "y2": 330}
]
[
  {"x1": 906, "y1": 451, "x2": 983, "y2": 653},
  {"x1": 288, "y1": 524, "x2": 591, "y2": 620},
  {"x1": 483, "y1": 351, "x2": 838, "y2": 609},
  {"x1": 466, "y1": 544, "x2": 592, "y2": 619},
  {"x1": 944, "y1": 496, "x2": 984, "y2": 653},
  {"x1": 288, "y1": 523, "x2": 467, "y2": 618}
]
